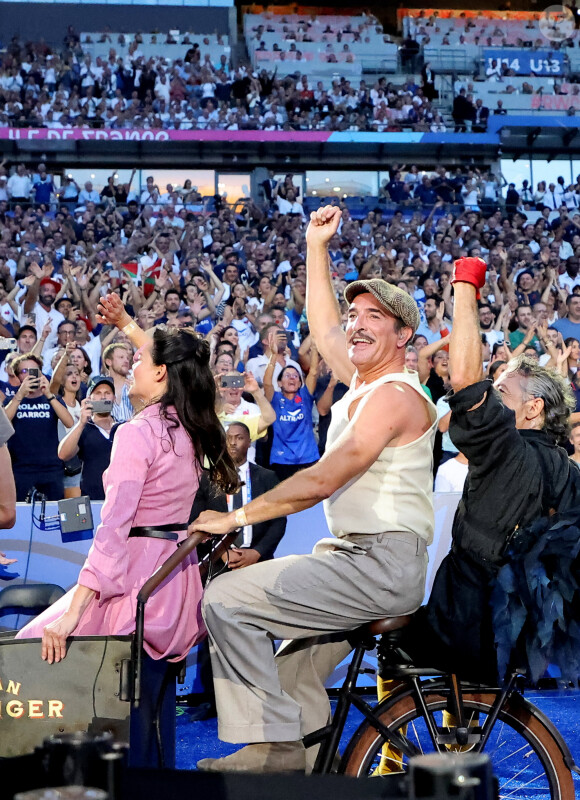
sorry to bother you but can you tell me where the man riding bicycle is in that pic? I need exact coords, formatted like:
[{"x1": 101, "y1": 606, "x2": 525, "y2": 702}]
[{"x1": 188, "y1": 205, "x2": 438, "y2": 774}]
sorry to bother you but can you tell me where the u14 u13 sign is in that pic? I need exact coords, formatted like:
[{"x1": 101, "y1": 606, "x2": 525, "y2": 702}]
[{"x1": 483, "y1": 48, "x2": 565, "y2": 76}]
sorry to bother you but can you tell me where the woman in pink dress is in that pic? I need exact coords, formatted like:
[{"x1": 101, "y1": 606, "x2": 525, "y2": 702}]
[{"x1": 17, "y1": 294, "x2": 239, "y2": 665}]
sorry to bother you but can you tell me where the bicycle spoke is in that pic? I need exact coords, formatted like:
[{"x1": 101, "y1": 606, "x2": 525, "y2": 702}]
[
  {"x1": 409, "y1": 720, "x2": 424, "y2": 755},
  {"x1": 378, "y1": 754, "x2": 405, "y2": 770},
  {"x1": 493, "y1": 742, "x2": 535, "y2": 768},
  {"x1": 499, "y1": 771, "x2": 551, "y2": 799}
]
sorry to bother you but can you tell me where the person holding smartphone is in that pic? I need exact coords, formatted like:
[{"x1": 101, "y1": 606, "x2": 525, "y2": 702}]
[
  {"x1": 50, "y1": 344, "x2": 83, "y2": 498},
  {"x1": 216, "y1": 370, "x2": 276, "y2": 463},
  {"x1": 58, "y1": 376, "x2": 119, "y2": 501},
  {"x1": 245, "y1": 325, "x2": 303, "y2": 386},
  {"x1": 3, "y1": 353, "x2": 74, "y2": 500}
]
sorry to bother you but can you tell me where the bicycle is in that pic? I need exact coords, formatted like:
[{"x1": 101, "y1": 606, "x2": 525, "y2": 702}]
[
  {"x1": 136, "y1": 533, "x2": 579, "y2": 796},
  {"x1": 304, "y1": 615, "x2": 580, "y2": 800}
]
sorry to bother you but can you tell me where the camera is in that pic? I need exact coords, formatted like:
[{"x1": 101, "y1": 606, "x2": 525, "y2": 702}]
[
  {"x1": 0, "y1": 338, "x2": 17, "y2": 351},
  {"x1": 221, "y1": 375, "x2": 245, "y2": 389},
  {"x1": 28, "y1": 367, "x2": 40, "y2": 381},
  {"x1": 91, "y1": 399, "x2": 113, "y2": 414}
]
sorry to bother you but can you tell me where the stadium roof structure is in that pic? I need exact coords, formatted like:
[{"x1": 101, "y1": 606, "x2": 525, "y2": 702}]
[{"x1": 2, "y1": 117, "x2": 579, "y2": 168}]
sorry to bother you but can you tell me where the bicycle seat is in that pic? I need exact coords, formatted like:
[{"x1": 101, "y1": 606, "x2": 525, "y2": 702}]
[{"x1": 367, "y1": 614, "x2": 413, "y2": 636}]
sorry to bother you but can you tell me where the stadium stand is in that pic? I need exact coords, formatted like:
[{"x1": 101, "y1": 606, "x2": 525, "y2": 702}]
[{"x1": 0, "y1": 6, "x2": 578, "y2": 134}]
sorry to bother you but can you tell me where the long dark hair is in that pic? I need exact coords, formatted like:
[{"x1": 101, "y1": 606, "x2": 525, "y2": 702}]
[
  {"x1": 151, "y1": 326, "x2": 239, "y2": 493},
  {"x1": 72, "y1": 345, "x2": 92, "y2": 381}
]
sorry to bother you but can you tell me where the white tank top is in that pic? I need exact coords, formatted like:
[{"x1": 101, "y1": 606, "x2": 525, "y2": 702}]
[{"x1": 323, "y1": 370, "x2": 438, "y2": 543}]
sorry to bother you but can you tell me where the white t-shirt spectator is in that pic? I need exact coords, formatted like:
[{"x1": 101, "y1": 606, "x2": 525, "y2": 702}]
[
  {"x1": 231, "y1": 317, "x2": 259, "y2": 354},
  {"x1": 481, "y1": 329, "x2": 504, "y2": 349},
  {"x1": 462, "y1": 185, "x2": 480, "y2": 207},
  {"x1": 7, "y1": 173, "x2": 32, "y2": 199},
  {"x1": 0, "y1": 301, "x2": 15, "y2": 327},
  {"x1": 559, "y1": 272, "x2": 580, "y2": 292},
  {"x1": 201, "y1": 81, "x2": 216, "y2": 99},
  {"x1": 436, "y1": 396, "x2": 459, "y2": 456},
  {"x1": 245, "y1": 354, "x2": 303, "y2": 386},
  {"x1": 277, "y1": 197, "x2": 305, "y2": 216},
  {"x1": 78, "y1": 188, "x2": 100, "y2": 205},
  {"x1": 485, "y1": 63, "x2": 502, "y2": 81},
  {"x1": 20, "y1": 303, "x2": 64, "y2": 354},
  {"x1": 78, "y1": 334, "x2": 102, "y2": 376},
  {"x1": 434, "y1": 457, "x2": 469, "y2": 493}
]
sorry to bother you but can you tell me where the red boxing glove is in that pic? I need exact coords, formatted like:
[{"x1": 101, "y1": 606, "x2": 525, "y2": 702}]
[{"x1": 450, "y1": 257, "x2": 487, "y2": 299}]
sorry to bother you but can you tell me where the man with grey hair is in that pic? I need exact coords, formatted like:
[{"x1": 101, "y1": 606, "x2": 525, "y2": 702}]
[
  {"x1": 408, "y1": 256, "x2": 580, "y2": 683},
  {"x1": 189, "y1": 205, "x2": 438, "y2": 774}
]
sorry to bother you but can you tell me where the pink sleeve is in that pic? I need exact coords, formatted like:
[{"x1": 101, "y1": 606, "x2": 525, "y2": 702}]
[{"x1": 78, "y1": 420, "x2": 154, "y2": 605}]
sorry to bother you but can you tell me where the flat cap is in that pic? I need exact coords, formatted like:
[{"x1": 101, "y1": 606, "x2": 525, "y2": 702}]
[{"x1": 344, "y1": 278, "x2": 421, "y2": 333}]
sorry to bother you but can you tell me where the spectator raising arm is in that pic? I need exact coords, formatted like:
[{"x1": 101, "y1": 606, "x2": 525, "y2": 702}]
[
  {"x1": 243, "y1": 370, "x2": 276, "y2": 434},
  {"x1": 418, "y1": 334, "x2": 450, "y2": 385},
  {"x1": 50, "y1": 342, "x2": 77, "y2": 395},
  {"x1": 305, "y1": 341, "x2": 320, "y2": 394},
  {"x1": 58, "y1": 398, "x2": 93, "y2": 461},
  {"x1": 30, "y1": 319, "x2": 52, "y2": 359},
  {"x1": 510, "y1": 321, "x2": 539, "y2": 359},
  {"x1": 4, "y1": 281, "x2": 25, "y2": 317},
  {"x1": 200, "y1": 262, "x2": 226, "y2": 311},
  {"x1": 536, "y1": 321, "x2": 560, "y2": 369},
  {"x1": 22, "y1": 262, "x2": 45, "y2": 316},
  {"x1": 263, "y1": 334, "x2": 281, "y2": 401},
  {"x1": 41, "y1": 373, "x2": 74, "y2": 428},
  {"x1": 297, "y1": 333, "x2": 314, "y2": 373},
  {"x1": 316, "y1": 372, "x2": 339, "y2": 417}
]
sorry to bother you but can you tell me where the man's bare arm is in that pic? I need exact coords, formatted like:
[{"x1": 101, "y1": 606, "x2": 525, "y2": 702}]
[
  {"x1": 305, "y1": 206, "x2": 354, "y2": 384},
  {"x1": 189, "y1": 384, "x2": 430, "y2": 532}
]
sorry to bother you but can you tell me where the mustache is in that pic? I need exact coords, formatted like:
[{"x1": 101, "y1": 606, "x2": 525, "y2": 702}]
[{"x1": 349, "y1": 331, "x2": 374, "y2": 344}]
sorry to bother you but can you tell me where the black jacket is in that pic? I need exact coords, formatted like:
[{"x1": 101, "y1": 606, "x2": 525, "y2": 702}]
[
  {"x1": 452, "y1": 94, "x2": 474, "y2": 122},
  {"x1": 190, "y1": 463, "x2": 287, "y2": 561}
]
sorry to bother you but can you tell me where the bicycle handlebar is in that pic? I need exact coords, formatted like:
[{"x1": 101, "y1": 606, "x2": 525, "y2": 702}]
[{"x1": 133, "y1": 530, "x2": 236, "y2": 705}]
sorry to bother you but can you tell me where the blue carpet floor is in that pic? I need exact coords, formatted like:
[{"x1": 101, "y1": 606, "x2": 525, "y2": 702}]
[{"x1": 175, "y1": 690, "x2": 580, "y2": 797}]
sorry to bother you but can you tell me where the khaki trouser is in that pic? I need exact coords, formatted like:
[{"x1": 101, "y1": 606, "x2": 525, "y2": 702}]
[{"x1": 202, "y1": 532, "x2": 428, "y2": 752}]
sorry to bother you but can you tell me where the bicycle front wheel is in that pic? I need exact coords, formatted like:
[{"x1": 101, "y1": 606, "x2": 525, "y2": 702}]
[{"x1": 340, "y1": 688, "x2": 575, "y2": 800}]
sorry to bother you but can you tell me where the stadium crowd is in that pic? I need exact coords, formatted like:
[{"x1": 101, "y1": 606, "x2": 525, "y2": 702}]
[
  {"x1": 0, "y1": 28, "x2": 444, "y2": 134},
  {"x1": 3, "y1": 159, "x2": 580, "y2": 500},
  {"x1": 1, "y1": 11, "x2": 579, "y2": 135}
]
